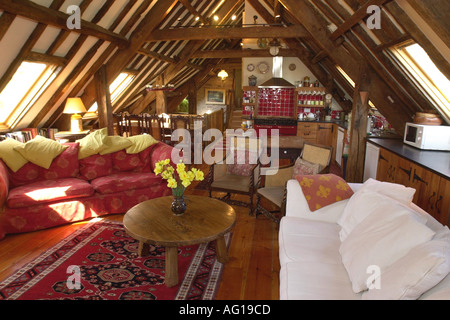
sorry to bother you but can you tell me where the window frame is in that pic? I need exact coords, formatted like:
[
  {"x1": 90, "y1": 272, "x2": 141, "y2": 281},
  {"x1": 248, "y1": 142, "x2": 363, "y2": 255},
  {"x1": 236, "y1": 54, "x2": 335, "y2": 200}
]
[
  {"x1": 0, "y1": 60, "x2": 60, "y2": 131},
  {"x1": 388, "y1": 41, "x2": 450, "y2": 122}
]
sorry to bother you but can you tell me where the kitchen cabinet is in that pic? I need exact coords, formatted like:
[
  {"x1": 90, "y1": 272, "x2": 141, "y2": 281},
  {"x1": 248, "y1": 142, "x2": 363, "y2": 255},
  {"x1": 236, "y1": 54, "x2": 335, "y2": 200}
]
[
  {"x1": 297, "y1": 122, "x2": 340, "y2": 163},
  {"x1": 297, "y1": 122, "x2": 318, "y2": 144},
  {"x1": 375, "y1": 146, "x2": 449, "y2": 225}
]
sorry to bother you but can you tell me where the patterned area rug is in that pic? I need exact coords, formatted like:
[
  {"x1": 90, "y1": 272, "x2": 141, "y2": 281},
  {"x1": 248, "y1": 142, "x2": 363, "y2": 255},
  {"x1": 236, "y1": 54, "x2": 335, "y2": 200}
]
[{"x1": 0, "y1": 220, "x2": 229, "y2": 300}]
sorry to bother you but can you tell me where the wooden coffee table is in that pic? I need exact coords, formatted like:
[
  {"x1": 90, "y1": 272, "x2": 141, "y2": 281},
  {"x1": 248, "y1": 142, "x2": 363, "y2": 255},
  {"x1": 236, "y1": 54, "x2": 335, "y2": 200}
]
[{"x1": 123, "y1": 195, "x2": 236, "y2": 287}]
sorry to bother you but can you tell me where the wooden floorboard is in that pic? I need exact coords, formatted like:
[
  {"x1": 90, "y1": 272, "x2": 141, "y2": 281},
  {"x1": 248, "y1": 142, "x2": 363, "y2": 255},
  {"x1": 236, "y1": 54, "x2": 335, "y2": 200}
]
[{"x1": 0, "y1": 174, "x2": 281, "y2": 300}]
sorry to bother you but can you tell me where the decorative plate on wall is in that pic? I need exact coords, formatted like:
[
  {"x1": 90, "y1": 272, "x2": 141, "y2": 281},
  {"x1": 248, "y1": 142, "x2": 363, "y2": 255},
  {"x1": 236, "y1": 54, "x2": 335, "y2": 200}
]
[
  {"x1": 258, "y1": 61, "x2": 269, "y2": 74},
  {"x1": 247, "y1": 64, "x2": 255, "y2": 72},
  {"x1": 289, "y1": 63, "x2": 296, "y2": 71}
]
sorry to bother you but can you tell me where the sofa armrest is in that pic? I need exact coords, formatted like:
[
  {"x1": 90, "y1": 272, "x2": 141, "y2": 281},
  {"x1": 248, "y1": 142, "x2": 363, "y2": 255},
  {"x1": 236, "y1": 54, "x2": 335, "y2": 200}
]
[
  {"x1": 0, "y1": 160, "x2": 9, "y2": 209},
  {"x1": 285, "y1": 179, "x2": 362, "y2": 223},
  {"x1": 149, "y1": 142, "x2": 179, "y2": 172}
]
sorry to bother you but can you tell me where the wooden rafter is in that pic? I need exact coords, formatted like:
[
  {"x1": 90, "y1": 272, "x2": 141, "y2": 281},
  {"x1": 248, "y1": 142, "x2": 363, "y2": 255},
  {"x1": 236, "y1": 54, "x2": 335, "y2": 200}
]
[
  {"x1": 0, "y1": 0, "x2": 129, "y2": 48},
  {"x1": 330, "y1": 0, "x2": 390, "y2": 40},
  {"x1": 147, "y1": 25, "x2": 309, "y2": 41}
]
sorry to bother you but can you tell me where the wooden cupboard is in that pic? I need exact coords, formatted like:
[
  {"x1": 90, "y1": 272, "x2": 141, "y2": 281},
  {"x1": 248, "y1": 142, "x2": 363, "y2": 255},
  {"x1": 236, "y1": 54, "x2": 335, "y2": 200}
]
[
  {"x1": 297, "y1": 122, "x2": 339, "y2": 163},
  {"x1": 376, "y1": 147, "x2": 449, "y2": 226}
]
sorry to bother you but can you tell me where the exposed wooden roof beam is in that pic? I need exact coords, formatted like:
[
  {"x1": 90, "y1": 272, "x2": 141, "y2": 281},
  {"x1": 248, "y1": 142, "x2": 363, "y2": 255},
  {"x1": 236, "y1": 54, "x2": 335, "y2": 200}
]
[
  {"x1": 178, "y1": 0, "x2": 208, "y2": 25},
  {"x1": 0, "y1": 0, "x2": 129, "y2": 49},
  {"x1": 147, "y1": 25, "x2": 309, "y2": 41},
  {"x1": 192, "y1": 48, "x2": 298, "y2": 58},
  {"x1": 330, "y1": 0, "x2": 390, "y2": 41}
]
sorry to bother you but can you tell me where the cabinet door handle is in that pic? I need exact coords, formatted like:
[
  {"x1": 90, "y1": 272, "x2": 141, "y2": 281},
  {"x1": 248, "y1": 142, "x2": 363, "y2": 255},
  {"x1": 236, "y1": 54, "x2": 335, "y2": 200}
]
[
  {"x1": 412, "y1": 169, "x2": 428, "y2": 186},
  {"x1": 379, "y1": 154, "x2": 387, "y2": 162},
  {"x1": 318, "y1": 125, "x2": 332, "y2": 130},
  {"x1": 428, "y1": 192, "x2": 436, "y2": 209},
  {"x1": 399, "y1": 166, "x2": 412, "y2": 180}
]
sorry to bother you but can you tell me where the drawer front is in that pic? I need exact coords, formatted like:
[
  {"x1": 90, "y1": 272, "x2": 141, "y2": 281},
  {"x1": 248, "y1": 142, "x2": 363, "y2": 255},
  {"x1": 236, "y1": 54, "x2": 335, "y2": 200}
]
[
  {"x1": 297, "y1": 123, "x2": 318, "y2": 131},
  {"x1": 297, "y1": 129, "x2": 317, "y2": 139}
]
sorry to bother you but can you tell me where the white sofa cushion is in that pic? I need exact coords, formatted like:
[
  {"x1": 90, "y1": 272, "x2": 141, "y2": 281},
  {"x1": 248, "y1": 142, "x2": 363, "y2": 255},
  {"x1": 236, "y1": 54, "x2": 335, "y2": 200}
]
[
  {"x1": 280, "y1": 262, "x2": 360, "y2": 300},
  {"x1": 340, "y1": 208, "x2": 435, "y2": 293},
  {"x1": 338, "y1": 181, "x2": 423, "y2": 241},
  {"x1": 362, "y1": 227, "x2": 450, "y2": 300},
  {"x1": 279, "y1": 216, "x2": 342, "y2": 266},
  {"x1": 285, "y1": 179, "x2": 360, "y2": 223}
]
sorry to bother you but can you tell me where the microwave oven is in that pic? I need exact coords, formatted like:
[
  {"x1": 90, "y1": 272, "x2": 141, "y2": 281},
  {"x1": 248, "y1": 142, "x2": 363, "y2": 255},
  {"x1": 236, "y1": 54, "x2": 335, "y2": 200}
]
[{"x1": 403, "y1": 122, "x2": 450, "y2": 151}]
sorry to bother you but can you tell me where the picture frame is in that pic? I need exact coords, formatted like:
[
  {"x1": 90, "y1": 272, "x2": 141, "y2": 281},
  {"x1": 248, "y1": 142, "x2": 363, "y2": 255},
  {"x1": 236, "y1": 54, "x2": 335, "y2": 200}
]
[{"x1": 205, "y1": 89, "x2": 226, "y2": 105}]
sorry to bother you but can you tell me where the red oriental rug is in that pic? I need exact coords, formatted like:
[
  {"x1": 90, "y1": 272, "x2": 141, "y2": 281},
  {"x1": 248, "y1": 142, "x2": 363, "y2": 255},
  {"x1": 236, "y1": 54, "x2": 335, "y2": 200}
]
[{"x1": 0, "y1": 220, "x2": 229, "y2": 300}]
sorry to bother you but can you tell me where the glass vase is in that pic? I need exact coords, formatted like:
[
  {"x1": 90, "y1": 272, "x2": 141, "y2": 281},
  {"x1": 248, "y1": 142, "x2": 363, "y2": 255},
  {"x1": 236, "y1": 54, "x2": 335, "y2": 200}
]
[{"x1": 171, "y1": 195, "x2": 187, "y2": 216}]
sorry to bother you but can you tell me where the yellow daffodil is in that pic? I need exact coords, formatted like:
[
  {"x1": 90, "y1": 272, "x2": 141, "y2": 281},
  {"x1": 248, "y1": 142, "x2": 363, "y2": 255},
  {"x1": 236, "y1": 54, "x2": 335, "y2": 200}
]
[{"x1": 154, "y1": 159, "x2": 205, "y2": 197}]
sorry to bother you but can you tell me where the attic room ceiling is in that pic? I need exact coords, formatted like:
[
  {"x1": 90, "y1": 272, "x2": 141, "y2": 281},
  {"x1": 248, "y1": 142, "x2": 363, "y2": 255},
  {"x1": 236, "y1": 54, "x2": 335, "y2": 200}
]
[{"x1": 0, "y1": 0, "x2": 448, "y2": 134}]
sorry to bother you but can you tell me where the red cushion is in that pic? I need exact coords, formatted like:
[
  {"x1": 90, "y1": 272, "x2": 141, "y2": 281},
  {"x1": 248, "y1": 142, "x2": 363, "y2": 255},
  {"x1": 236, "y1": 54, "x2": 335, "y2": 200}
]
[
  {"x1": 40, "y1": 143, "x2": 80, "y2": 180},
  {"x1": 112, "y1": 150, "x2": 143, "y2": 172},
  {"x1": 79, "y1": 154, "x2": 113, "y2": 181},
  {"x1": 8, "y1": 161, "x2": 42, "y2": 188},
  {"x1": 295, "y1": 174, "x2": 354, "y2": 211},
  {"x1": 7, "y1": 178, "x2": 94, "y2": 209},
  {"x1": 90, "y1": 172, "x2": 162, "y2": 195}
]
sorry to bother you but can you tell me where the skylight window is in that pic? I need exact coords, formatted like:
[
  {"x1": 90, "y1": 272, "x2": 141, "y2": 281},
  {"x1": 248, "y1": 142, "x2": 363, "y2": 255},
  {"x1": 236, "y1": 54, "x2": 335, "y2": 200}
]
[
  {"x1": 0, "y1": 61, "x2": 58, "y2": 130},
  {"x1": 390, "y1": 42, "x2": 450, "y2": 121},
  {"x1": 88, "y1": 72, "x2": 135, "y2": 112}
]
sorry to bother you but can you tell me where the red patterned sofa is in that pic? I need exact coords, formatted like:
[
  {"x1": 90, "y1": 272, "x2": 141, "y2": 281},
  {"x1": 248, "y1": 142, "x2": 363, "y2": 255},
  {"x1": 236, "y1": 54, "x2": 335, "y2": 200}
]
[{"x1": 0, "y1": 139, "x2": 176, "y2": 240}]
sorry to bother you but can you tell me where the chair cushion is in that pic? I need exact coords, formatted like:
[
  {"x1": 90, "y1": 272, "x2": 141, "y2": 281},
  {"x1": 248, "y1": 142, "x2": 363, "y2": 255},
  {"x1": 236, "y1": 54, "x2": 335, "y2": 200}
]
[
  {"x1": 226, "y1": 150, "x2": 258, "y2": 176},
  {"x1": 90, "y1": 172, "x2": 162, "y2": 194},
  {"x1": 7, "y1": 178, "x2": 94, "y2": 208},
  {"x1": 257, "y1": 186, "x2": 284, "y2": 207},
  {"x1": 211, "y1": 174, "x2": 250, "y2": 193},
  {"x1": 292, "y1": 158, "x2": 321, "y2": 178}
]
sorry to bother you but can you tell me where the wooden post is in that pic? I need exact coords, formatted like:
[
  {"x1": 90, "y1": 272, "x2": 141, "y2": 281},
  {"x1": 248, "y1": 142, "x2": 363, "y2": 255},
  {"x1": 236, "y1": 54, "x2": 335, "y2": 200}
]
[
  {"x1": 188, "y1": 82, "x2": 197, "y2": 114},
  {"x1": 346, "y1": 63, "x2": 371, "y2": 183},
  {"x1": 95, "y1": 65, "x2": 114, "y2": 135},
  {"x1": 155, "y1": 75, "x2": 167, "y2": 115}
]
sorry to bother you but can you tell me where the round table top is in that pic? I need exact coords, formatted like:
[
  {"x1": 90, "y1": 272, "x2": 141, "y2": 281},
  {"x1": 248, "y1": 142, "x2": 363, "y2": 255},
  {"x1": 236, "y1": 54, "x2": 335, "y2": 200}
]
[{"x1": 123, "y1": 196, "x2": 236, "y2": 247}]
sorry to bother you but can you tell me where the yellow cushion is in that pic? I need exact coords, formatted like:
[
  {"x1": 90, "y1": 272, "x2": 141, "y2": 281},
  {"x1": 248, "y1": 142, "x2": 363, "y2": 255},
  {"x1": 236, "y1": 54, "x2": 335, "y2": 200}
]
[
  {"x1": 126, "y1": 134, "x2": 158, "y2": 154},
  {"x1": 0, "y1": 138, "x2": 29, "y2": 172},
  {"x1": 13, "y1": 136, "x2": 68, "y2": 169},
  {"x1": 100, "y1": 135, "x2": 133, "y2": 155},
  {"x1": 76, "y1": 128, "x2": 108, "y2": 160}
]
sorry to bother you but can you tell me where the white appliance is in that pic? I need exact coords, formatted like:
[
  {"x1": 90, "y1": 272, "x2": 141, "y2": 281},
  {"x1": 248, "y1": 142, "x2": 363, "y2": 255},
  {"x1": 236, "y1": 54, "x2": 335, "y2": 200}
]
[
  {"x1": 336, "y1": 127, "x2": 345, "y2": 166},
  {"x1": 403, "y1": 122, "x2": 450, "y2": 151},
  {"x1": 363, "y1": 142, "x2": 380, "y2": 182}
]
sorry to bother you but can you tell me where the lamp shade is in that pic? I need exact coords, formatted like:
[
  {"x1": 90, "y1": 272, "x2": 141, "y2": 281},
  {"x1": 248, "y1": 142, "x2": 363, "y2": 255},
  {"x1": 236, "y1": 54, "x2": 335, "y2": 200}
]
[
  {"x1": 64, "y1": 98, "x2": 87, "y2": 114},
  {"x1": 218, "y1": 69, "x2": 229, "y2": 80}
]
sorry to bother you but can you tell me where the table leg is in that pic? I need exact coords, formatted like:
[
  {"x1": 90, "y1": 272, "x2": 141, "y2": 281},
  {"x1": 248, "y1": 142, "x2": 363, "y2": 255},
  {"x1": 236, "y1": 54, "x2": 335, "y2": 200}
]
[
  {"x1": 165, "y1": 246, "x2": 179, "y2": 287},
  {"x1": 215, "y1": 236, "x2": 229, "y2": 263},
  {"x1": 138, "y1": 241, "x2": 150, "y2": 257}
]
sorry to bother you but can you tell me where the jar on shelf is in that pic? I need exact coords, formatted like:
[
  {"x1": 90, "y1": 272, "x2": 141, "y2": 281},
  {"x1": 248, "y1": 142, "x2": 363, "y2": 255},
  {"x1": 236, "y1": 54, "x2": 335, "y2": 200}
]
[
  {"x1": 303, "y1": 76, "x2": 310, "y2": 87},
  {"x1": 248, "y1": 75, "x2": 257, "y2": 87}
]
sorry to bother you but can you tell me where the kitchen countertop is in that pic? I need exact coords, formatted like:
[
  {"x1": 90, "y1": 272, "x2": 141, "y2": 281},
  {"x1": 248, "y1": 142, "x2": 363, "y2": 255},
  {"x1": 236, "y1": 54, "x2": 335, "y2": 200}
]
[{"x1": 367, "y1": 138, "x2": 450, "y2": 179}]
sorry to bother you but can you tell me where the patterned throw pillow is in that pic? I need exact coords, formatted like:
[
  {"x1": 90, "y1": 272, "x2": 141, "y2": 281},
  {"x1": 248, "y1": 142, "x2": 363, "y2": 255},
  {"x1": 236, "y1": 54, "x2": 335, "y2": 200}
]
[
  {"x1": 226, "y1": 150, "x2": 258, "y2": 176},
  {"x1": 292, "y1": 157, "x2": 322, "y2": 178},
  {"x1": 295, "y1": 174, "x2": 354, "y2": 211}
]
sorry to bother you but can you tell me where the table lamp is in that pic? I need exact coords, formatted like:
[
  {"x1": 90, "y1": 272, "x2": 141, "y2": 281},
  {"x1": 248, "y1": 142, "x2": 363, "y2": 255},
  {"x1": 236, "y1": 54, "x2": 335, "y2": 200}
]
[{"x1": 64, "y1": 98, "x2": 87, "y2": 133}]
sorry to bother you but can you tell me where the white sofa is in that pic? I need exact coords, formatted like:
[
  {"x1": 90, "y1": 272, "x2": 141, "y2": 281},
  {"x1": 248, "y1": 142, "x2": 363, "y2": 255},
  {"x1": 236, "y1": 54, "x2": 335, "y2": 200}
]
[{"x1": 279, "y1": 178, "x2": 450, "y2": 300}]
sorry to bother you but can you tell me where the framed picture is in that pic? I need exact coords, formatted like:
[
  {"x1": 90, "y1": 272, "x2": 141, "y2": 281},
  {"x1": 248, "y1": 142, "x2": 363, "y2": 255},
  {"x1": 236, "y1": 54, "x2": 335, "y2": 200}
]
[{"x1": 205, "y1": 89, "x2": 226, "y2": 105}]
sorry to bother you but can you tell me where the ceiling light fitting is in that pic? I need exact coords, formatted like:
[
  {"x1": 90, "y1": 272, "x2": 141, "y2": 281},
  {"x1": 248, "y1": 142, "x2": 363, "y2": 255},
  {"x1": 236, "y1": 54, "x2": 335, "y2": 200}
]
[
  {"x1": 269, "y1": 38, "x2": 281, "y2": 56},
  {"x1": 218, "y1": 69, "x2": 229, "y2": 80}
]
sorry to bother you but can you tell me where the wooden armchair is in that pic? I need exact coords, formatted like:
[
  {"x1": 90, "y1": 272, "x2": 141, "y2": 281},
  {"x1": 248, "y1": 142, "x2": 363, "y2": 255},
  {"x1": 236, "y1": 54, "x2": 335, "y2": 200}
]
[
  {"x1": 255, "y1": 142, "x2": 333, "y2": 222},
  {"x1": 208, "y1": 150, "x2": 260, "y2": 214}
]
